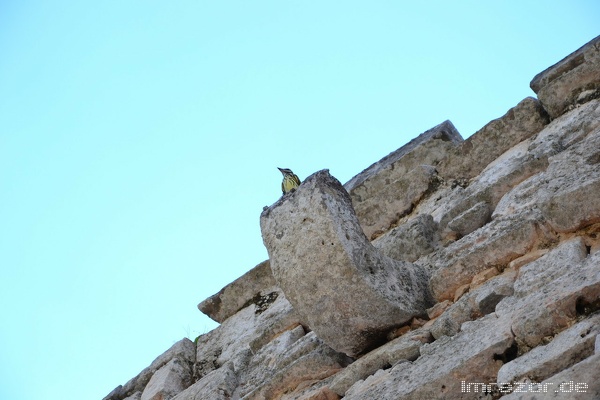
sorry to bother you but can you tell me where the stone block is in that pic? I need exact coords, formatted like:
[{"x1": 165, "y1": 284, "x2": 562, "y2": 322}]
[
  {"x1": 260, "y1": 170, "x2": 433, "y2": 357},
  {"x1": 104, "y1": 338, "x2": 196, "y2": 400},
  {"x1": 198, "y1": 259, "x2": 277, "y2": 323},
  {"x1": 171, "y1": 363, "x2": 238, "y2": 400},
  {"x1": 328, "y1": 329, "x2": 430, "y2": 396},
  {"x1": 240, "y1": 329, "x2": 351, "y2": 398},
  {"x1": 496, "y1": 238, "x2": 600, "y2": 350},
  {"x1": 429, "y1": 213, "x2": 539, "y2": 301},
  {"x1": 372, "y1": 214, "x2": 439, "y2": 262},
  {"x1": 438, "y1": 97, "x2": 549, "y2": 180},
  {"x1": 531, "y1": 35, "x2": 600, "y2": 119},
  {"x1": 500, "y1": 353, "x2": 600, "y2": 399},
  {"x1": 345, "y1": 121, "x2": 462, "y2": 239},
  {"x1": 446, "y1": 201, "x2": 491, "y2": 238},
  {"x1": 141, "y1": 358, "x2": 192, "y2": 400},
  {"x1": 497, "y1": 313, "x2": 600, "y2": 384},
  {"x1": 437, "y1": 138, "x2": 549, "y2": 241},
  {"x1": 242, "y1": 348, "x2": 348, "y2": 400},
  {"x1": 430, "y1": 270, "x2": 516, "y2": 339},
  {"x1": 343, "y1": 313, "x2": 515, "y2": 399},
  {"x1": 195, "y1": 290, "x2": 302, "y2": 380}
]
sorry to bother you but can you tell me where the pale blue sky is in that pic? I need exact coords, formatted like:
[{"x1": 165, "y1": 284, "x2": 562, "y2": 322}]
[{"x1": 0, "y1": 2, "x2": 598, "y2": 399}]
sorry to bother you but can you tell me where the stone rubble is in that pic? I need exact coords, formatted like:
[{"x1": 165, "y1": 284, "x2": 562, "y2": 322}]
[{"x1": 105, "y1": 35, "x2": 600, "y2": 400}]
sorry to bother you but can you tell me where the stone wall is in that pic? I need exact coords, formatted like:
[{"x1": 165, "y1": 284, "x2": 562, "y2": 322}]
[{"x1": 104, "y1": 36, "x2": 600, "y2": 400}]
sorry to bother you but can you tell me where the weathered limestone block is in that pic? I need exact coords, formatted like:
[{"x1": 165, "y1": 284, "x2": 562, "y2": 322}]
[
  {"x1": 141, "y1": 358, "x2": 193, "y2": 400},
  {"x1": 172, "y1": 362, "x2": 238, "y2": 400},
  {"x1": 372, "y1": 214, "x2": 439, "y2": 262},
  {"x1": 493, "y1": 99, "x2": 600, "y2": 219},
  {"x1": 198, "y1": 259, "x2": 277, "y2": 323},
  {"x1": 500, "y1": 353, "x2": 600, "y2": 400},
  {"x1": 195, "y1": 290, "x2": 301, "y2": 380},
  {"x1": 260, "y1": 170, "x2": 433, "y2": 357},
  {"x1": 343, "y1": 313, "x2": 515, "y2": 399},
  {"x1": 104, "y1": 339, "x2": 196, "y2": 400},
  {"x1": 497, "y1": 313, "x2": 600, "y2": 384},
  {"x1": 446, "y1": 201, "x2": 491, "y2": 238},
  {"x1": 438, "y1": 97, "x2": 549, "y2": 180},
  {"x1": 531, "y1": 35, "x2": 600, "y2": 119},
  {"x1": 430, "y1": 270, "x2": 516, "y2": 339},
  {"x1": 496, "y1": 238, "x2": 600, "y2": 350},
  {"x1": 428, "y1": 212, "x2": 539, "y2": 301},
  {"x1": 328, "y1": 329, "x2": 432, "y2": 396},
  {"x1": 538, "y1": 127, "x2": 600, "y2": 233},
  {"x1": 241, "y1": 331, "x2": 350, "y2": 399},
  {"x1": 345, "y1": 121, "x2": 462, "y2": 239}
]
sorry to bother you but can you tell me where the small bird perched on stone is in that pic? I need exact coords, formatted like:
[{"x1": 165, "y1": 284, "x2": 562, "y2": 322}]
[{"x1": 278, "y1": 167, "x2": 301, "y2": 195}]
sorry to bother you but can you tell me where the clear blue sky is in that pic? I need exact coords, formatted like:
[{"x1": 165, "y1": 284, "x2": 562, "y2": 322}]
[{"x1": 0, "y1": 2, "x2": 597, "y2": 399}]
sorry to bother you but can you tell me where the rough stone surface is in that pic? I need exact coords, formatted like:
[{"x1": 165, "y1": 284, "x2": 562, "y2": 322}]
[
  {"x1": 372, "y1": 214, "x2": 439, "y2": 262},
  {"x1": 195, "y1": 290, "x2": 301, "y2": 380},
  {"x1": 104, "y1": 339, "x2": 196, "y2": 400},
  {"x1": 500, "y1": 353, "x2": 600, "y2": 399},
  {"x1": 328, "y1": 328, "x2": 431, "y2": 396},
  {"x1": 260, "y1": 170, "x2": 432, "y2": 356},
  {"x1": 531, "y1": 35, "x2": 600, "y2": 119},
  {"x1": 537, "y1": 123, "x2": 600, "y2": 232},
  {"x1": 198, "y1": 259, "x2": 276, "y2": 323},
  {"x1": 171, "y1": 363, "x2": 238, "y2": 400},
  {"x1": 497, "y1": 313, "x2": 600, "y2": 384},
  {"x1": 428, "y1": 212, "x2": 539, "y2": 301},
  {"x1": 437, "y1": 96, "x2": 549, "y2": 180},
  {"x1": 344, "y1": 313, "x2": 514, "y2": 400},
  {"x1": 430, "y1": 270, "x2": 516, "y2": 339},
  {"x1": 141, "y1": 358, "x2": 193, "y2": 400},
  {"x1": 345, "y1": 120, "x2": 462, "y2": 239},
  {"x1": 496, "y1": 238, "x2": 599, "y2": 350},
  {"x1": 239, "y1": 329, "x2": 351, "y2": 398}
]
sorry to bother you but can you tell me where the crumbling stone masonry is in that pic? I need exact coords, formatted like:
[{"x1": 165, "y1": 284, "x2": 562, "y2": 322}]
[{"x1": 105, "y1": 35, "x2": 600, "y2": 400}]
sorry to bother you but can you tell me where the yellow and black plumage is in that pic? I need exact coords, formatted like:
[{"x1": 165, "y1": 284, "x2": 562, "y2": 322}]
[{"x1": 278, "y1": 167, "x2": 301, "y2": 195}]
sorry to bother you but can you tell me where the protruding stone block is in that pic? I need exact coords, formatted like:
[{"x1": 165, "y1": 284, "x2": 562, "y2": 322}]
[
  {"x1": 141, "y1": 358, "x2": 192, "y2": 400},
  {"x1": 198, "y1": 259, "x2": 277, "y2": 323},
  {"x1": 372, "y1": 214, "x2": 439, "y2": 262},
  {"x1": 345, "y1": 121, "x2": 462, "y2": 239},
  {"x1": 438, "y1": 97, "x2": 549, "y2": 180},
  {"x1": 260, "y1": 170, "x2": 433, "y2": 357},
  {"x1": 531, "y1": 35, "x2": 600, "y2": 119}
]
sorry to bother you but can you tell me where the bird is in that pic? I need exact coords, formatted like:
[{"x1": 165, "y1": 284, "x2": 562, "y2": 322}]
[{"x1": 278, "y1": 167, "x2": 301, "y2": 195}]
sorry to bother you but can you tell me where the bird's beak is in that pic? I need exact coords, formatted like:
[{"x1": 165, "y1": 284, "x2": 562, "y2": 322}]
[{"x1": 277, "y1": 167, "x2": 284, "y2": 172}]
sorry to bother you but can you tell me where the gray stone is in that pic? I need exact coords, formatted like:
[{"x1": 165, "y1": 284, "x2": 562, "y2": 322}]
[
  {"x1": 344, "y1": 313, "x2": 515, "y2": 400},
  {"x1": 372, "y1": 214, "x2": 439, "y2": 262},
  {"x1": 198, "y1": 259, "x2": 277, "y2": 323},
  {"x1": 497, "y1": 313, "x2": 600, "y2": 384},
  {"x1": 260, "y1": 170, "x2": 433, "y2": 357},
  {"x1": 446, "y1": 201, "x2": 491, "y2": 238},
  {"x1": 104, "y1": 339, "x2": 196, "y2": 400},
  {"x1": 538, "y1": 126, "x2": 600, "y2": 233},
  {"x1": 345, "y1": 121, "x2": 462, "y2": 239},
  {"x1": 437, "y1": 137, "x2": 550, "y2": 242},
  {"x1": 438, "y1": 97, "x2": 549, "y2": 180},
  {"x1": 195, "y1": 290, "x2": 301, "y2": 380},
  {"x1": 531, "y1": 35, "x2": 600, "y2": 119},
  {"x1": 329, "y1": 329, "x2": 431, "y2": 396},
  {"x1": 430, "y1": 270, "x2": 516, "y2": 339},
  {"x1": 172, "y1": 363, "x2": 238, "y2": 400},
  {"x1": 122, "y1": 393, "x2": 141, "y2": 400},
  {"x1": 496, "y1": 238, "x2": 600, "y2": 350},
  {"x1": 242, "y1": 339, "x2": 349, "y2": 400},
  {"x1": 141, "y1": 358, "x2": 193, "y2": 400},
  {"x1": 428, "y1": 212, "x2": 539, "y2": 301},
  {"x1": 500, "y1": 353, "x2": 600, "y2": 399}
]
